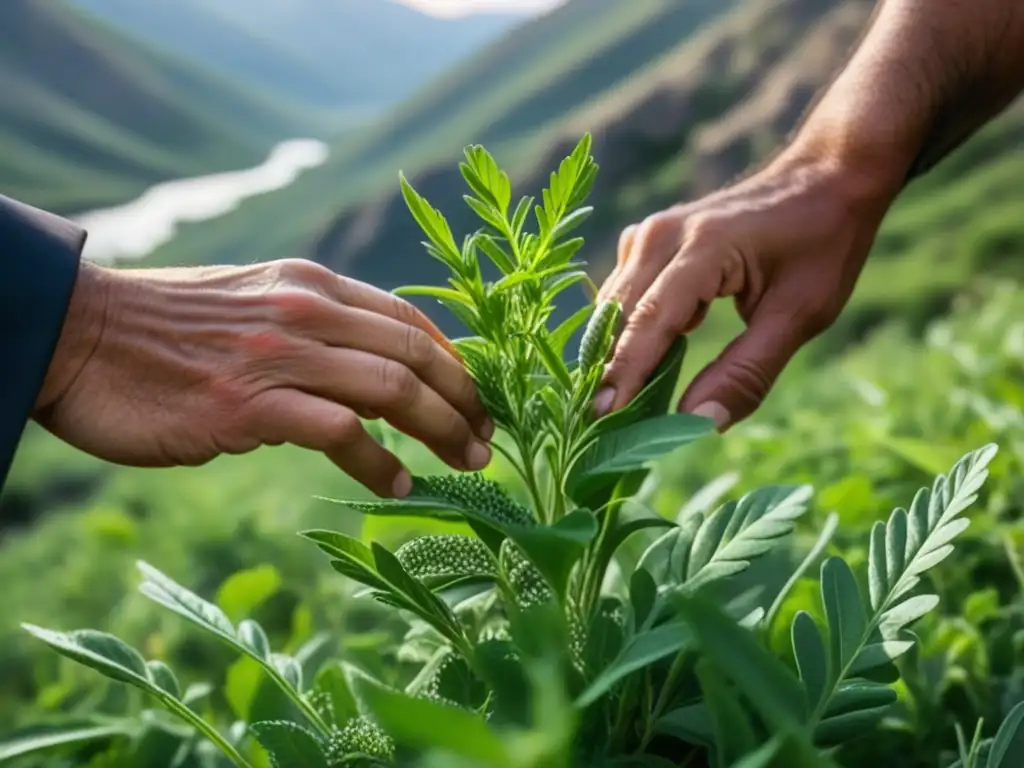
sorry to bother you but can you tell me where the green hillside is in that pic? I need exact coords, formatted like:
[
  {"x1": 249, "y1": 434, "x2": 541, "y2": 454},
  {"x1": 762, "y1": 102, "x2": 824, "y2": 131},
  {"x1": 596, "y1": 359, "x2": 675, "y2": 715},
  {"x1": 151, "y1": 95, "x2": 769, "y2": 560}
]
[
  {"x1": 0, "y1": 0, "x2": 307, "y2": 214},
  {"x1": 70, "y1": 0, "x2": 525, "y2": 110},
  {"x1": 146, "y1": 0, "x2": 1023, "y2": 356},
  {"x1": 142, "y1": 0, "x2": 736, "y2": 272}
]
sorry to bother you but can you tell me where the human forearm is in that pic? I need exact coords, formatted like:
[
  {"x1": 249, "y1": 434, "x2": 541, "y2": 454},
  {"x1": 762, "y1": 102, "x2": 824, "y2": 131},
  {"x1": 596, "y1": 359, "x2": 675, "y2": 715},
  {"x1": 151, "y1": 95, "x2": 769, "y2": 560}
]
[{"x1": 785, "y1": 0, "x2": 1024, "y2": 199}]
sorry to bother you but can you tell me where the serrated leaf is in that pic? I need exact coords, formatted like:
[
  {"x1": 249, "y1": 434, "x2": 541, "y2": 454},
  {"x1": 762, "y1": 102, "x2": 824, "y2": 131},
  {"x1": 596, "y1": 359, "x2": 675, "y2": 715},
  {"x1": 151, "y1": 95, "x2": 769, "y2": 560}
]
[
  {"x1": 849, "y1": 640, "x2": 915, "y2": 675},
  {"x1": 575, "y1": 622, "x2": 695, "y2": 708},
  {"x1": 249, "y1": 721, "x2": 328, "y2": 768},
  {"x1": 639, "y1": 514, "x2": 702, "y2": 586},
  {"x1": 399, "y1": 173, "x2": 461, "y2": 267}
]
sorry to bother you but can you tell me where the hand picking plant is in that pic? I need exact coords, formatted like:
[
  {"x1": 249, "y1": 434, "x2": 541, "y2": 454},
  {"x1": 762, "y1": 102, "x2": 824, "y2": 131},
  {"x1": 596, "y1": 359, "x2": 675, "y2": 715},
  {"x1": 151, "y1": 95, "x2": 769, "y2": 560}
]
[{"x1": 12, "y1": 136, "x2": 1024, "y2": 768}]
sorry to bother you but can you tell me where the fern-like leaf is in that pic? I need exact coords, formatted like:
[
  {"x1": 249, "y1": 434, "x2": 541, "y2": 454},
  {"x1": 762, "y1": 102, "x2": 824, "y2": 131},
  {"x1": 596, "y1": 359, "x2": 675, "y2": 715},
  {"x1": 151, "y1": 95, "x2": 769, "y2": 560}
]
[
  {"x1": 638, "y1": 486, "x2": 810, "y2": 595},
  {"x1": 801, "y1": 444, "x2": 997, "y2": 731}
]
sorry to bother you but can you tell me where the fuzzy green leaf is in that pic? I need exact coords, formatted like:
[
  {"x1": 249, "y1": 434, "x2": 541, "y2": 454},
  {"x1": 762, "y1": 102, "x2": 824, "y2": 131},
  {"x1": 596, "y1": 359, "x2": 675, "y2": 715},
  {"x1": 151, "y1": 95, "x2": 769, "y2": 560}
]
[
  {"x1": 394, "y1": 285, "x2": 478, "y2": 310},
  {"x1": 395, "y1": 535, "x2": 497, "y2": 587},
  {"x1": 821, "y1": 557, "x2": 868, "y2": 671}
]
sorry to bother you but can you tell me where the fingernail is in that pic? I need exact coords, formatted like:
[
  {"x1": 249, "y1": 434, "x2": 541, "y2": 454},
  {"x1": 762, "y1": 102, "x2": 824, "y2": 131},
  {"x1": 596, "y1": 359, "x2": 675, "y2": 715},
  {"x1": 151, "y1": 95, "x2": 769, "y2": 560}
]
[
  {"x1": 691, "y1": 401, "x2": 731, "y2": 430},
  {"x1": 466, "y1": 440, "x2": 492, "y2": 470},
  {"x1": 479, "y1": 418, "x2": 495, "y2": 441},
  {"x1": 593, "y1": 387, "x2": 616, "y2": 416},
  {"x1": 392, "y1": 470, "x2": 413, "y2": 498}
]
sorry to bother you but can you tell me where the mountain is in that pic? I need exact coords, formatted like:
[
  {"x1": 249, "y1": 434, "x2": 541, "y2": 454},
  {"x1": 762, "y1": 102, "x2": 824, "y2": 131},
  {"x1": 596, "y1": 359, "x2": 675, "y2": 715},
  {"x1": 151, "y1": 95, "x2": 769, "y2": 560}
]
[
  {"x1": 0, "y1": 0, "x2": 305, "y2": 214},
  {"x1": 68, "y1": 0, "x2": 527, "y2": 110},
  {"x1": 145, "y1": 0, "x2": 1024, "y2": 357}
]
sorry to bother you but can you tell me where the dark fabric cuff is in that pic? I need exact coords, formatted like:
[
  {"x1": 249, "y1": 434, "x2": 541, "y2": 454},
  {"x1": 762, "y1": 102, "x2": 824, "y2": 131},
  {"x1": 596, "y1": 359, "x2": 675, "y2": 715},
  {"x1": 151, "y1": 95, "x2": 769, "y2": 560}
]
[{"x1": 0, "y1": 194, "x2": 86, "y2": 491}]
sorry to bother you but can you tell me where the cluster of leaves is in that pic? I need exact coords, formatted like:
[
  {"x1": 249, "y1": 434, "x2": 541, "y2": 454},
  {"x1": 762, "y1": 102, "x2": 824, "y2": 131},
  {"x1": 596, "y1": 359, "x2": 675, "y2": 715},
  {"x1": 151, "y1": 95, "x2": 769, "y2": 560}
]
[{"x1": 7, "y1": 137, "x2": 1024, "y2": 768}]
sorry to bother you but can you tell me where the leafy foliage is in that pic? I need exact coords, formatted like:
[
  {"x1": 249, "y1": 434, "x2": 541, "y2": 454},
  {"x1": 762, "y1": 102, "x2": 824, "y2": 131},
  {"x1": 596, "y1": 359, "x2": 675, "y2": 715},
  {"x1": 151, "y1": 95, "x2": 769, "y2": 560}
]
[{"x1": 10, "y1": 137, "x2": 1015, "y2": 768}]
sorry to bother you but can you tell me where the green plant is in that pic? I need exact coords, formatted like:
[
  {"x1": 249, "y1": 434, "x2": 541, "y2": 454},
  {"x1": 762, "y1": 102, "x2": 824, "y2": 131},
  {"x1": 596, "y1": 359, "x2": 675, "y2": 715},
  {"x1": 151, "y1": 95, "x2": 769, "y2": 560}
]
[{"x1": 8, "y1": 137, "x2": 1019, "y2": 768}]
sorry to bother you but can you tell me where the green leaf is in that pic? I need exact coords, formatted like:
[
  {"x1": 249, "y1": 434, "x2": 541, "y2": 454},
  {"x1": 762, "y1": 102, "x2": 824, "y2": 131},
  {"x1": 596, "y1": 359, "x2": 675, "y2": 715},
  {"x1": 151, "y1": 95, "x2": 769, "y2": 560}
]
[
  {"x1": 147, "y1": 660, "x2": 181, "y2": 699},
  {"x1": 685, "y1": 486, "x2": 812, "y2": 591},
  {"x1": 629, "y1": 569, "x2": 657, "y2": 630},
  {"x1": 653, "y1": 703, "x2": 715, "y2": 748},
  {"x1": 216, "y1": 565, "x2": 282, "y2": 624},
  {"x1": 137, "y1": 561, "x2": 236, "y2": 641},
  {"x1": 318, "y1": 474, "x2": 535, "y2": 542},
  {"x1": 791, "y1": 612, "x2": 828, "y2": 712},
  {"x1": 821, "y1": 557, "x2": 868, "y2": 671},
  {"x1": 696, "y1": 659, "x2": 758, "y2": 766},
  {"x1": 550, "y1": 305, "x2": 594, "y2": 355},
  {"x1": 567, "y1": 413, "x2": 715, "y2": 506},
  {"x1": 638, "y1": 513, "x2": 703, "y2": 586},
  {"x1": 575, "y1": 622, "x2": 695, "y2": 708},
  {"x1": 510, "y1": 509, "x2": 598, "y2": 601},
  {"x1": 728, "y1": 731, "x2": 835, "y2": 768},
  {"x1": 672, "y1": 594, "x2": 807, "y2": 731},
  {"x1": 395, "y1": 535, "x2": 497, "y2": 586},
  {"x1": 986, "y1": 700, "x2": 1024, "y2": 768},
  {"x1": 534, "y1": 332, "x2": 573, "y2": 391},
  {"x1": 249, "y1": 721, "x2": 328, "y2": 768},
  {"x1": 399, "y1": 173, "x2": 461, "y2": 267},
  {"x1": 355, "y1": 678, "x2": 508, "y2": 765},
  {"x1": 394, "y1": 285, "x2": 478, "y2": 310},
  {"x1": 477, "y1": 235, "x2": 517, "y2": 274},
  {"x1": 238, "y1": 619, "x2": 272, "y2": 660},
  {"x1": 301, "y1": 530, "x2": 389, "y2": 592},
  {"x1": 592, "y1": 337, "x2": 688, "y2": 435},
  {"x1": 22, "y1": 625, "x2": 154, "y2": 691},
  {"x1": 0, "y1": 724, "x2": 136, "y2": 762},
  {"x1": 312, "y1": 661, "x2": 360, "y2": 727},
  {"x1": 765, "y1": 513, "x2": 839, "y2": 630}
]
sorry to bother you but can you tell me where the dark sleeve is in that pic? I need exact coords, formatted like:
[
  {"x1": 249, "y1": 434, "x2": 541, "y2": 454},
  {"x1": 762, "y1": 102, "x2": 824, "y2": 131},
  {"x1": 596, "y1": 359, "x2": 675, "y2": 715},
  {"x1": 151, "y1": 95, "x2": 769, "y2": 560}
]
[{"x1": 0, "y1": 194, "x2": 86, "y2": 491}]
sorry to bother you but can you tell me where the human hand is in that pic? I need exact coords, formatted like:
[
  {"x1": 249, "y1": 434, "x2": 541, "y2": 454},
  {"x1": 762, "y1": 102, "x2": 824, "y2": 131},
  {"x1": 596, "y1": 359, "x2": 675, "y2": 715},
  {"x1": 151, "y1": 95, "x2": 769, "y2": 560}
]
[
  {"x1": 594, "y1": 154, "x2": 898, "y2": 429},
  {"x1": 33, "y1": 258, "x2": 493, "y2": 497}
]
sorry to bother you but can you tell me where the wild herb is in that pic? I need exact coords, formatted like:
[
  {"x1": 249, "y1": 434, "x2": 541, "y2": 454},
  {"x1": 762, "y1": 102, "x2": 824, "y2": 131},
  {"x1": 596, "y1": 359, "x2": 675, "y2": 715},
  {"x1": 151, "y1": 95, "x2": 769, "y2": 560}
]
[{"x1": 11, "y1": 136, "x2": 1021, "y2": 768}]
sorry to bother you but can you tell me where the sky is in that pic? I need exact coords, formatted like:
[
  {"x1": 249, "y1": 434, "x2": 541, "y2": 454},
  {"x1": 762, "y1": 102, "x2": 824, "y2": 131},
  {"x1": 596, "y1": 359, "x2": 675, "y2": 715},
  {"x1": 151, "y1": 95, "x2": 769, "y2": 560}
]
[{"x1": 397, "y1": 0, "x2": 568, "y2": 19}]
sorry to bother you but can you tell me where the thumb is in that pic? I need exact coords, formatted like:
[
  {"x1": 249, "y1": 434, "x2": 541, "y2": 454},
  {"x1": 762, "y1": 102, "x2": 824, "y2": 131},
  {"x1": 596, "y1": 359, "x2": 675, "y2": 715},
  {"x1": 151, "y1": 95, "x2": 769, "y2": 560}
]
[{"x1": 678, "y1": 310, "x2": 806, "y2": 430}]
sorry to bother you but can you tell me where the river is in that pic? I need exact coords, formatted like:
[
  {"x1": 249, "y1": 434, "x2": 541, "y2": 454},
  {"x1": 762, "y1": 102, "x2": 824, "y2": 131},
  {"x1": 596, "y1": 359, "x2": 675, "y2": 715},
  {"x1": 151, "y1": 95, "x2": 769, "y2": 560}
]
[{"x1": 75, "y1": 138, "x2": 330, "y2": 263}]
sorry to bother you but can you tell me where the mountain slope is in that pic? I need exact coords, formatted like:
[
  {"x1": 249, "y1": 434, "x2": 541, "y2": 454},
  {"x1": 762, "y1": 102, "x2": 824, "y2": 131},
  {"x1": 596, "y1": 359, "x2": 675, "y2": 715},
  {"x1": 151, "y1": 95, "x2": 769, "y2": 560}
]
[
  {"x1": 69, "y1": 0, "x2": 526, "y2": 109},
  {"x1": 144, "y1": 0, "x2": 737, "y2": 271},
  {"x1": 145, "y1": 0, "x2": 1023, "y2": 358},
  {"x1": 0, "y1": 0, "x2": 303, "y2": 213}
]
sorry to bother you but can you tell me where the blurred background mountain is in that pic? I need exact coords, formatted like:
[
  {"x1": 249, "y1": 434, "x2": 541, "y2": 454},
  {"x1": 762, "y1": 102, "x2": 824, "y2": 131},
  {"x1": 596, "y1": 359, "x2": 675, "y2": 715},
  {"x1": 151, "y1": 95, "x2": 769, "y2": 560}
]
[{"x1": 1, "y1": 0, "x2": 1022, "y2": 746}]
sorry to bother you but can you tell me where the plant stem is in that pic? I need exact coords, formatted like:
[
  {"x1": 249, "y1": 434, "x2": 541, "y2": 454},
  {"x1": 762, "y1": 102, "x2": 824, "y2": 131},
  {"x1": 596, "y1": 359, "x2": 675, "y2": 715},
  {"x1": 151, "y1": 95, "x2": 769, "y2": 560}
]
[
  {"x1": 163, "y1": 695, "x2": 254, "y2": 768},
  {"x1": 263, "y1": 666, "x2": 331, "y2": 737}
]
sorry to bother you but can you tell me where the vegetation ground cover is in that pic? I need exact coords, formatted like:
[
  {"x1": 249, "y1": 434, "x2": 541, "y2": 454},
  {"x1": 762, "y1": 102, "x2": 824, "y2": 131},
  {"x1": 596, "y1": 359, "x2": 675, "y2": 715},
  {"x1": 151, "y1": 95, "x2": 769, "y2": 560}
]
[{"x1": 3, "y1": 138, "x2": 1024, "y2": 768}]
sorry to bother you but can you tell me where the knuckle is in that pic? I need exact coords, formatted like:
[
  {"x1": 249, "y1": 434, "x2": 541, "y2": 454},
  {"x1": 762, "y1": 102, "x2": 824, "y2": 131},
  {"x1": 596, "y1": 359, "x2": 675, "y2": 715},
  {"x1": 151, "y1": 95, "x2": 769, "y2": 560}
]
[
  {"x1": 265, "y1": 289, "x2": 322, "y2": 328},
  {"x1": 276, "y1": 257, "x2": 330, "y2": 285},
  {"x1": 683, "y1": 214, "x2": 726, "y2": 246},
  {"x1": 325, "y1": 411, "x2": 362, "y2": 447},
  {"x1": 403, "y1": 325, "x2": 436, "y2": 368},
  {"x1": 390, "y1": 294, "x2": 424, "y2": 327},
  {"x1": 237, "y1": 328, "x2": 292, "y2": 360},
  {"x1": 378, "y1": 360, "x2": 419, "y2": 407},
  {"x1": 636, "y1": 211, "x2": 680, "y2": 248}
]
